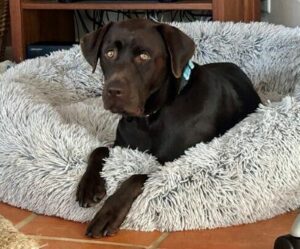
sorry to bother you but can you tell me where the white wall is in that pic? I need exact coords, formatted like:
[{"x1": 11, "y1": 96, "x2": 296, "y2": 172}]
[{"x1": 264, "y1": 0, "x2": 300, "y2": 27}]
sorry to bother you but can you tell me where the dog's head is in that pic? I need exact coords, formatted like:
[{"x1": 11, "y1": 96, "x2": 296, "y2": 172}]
[{"x1": 81, "y1": 19, "x2": 195, "y2": 117}]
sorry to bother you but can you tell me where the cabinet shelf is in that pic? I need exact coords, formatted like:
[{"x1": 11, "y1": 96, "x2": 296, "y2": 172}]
[
  {"x1": 22, "y1": 0, "x2": 213, "y2": 10},
  {"x1": 10, "y1": 0, "x2": 261, "y2": 62}
]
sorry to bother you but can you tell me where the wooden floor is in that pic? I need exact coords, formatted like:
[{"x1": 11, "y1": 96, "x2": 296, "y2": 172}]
[{"x1": 0, "y1": 202, "x2": 297, "y2": 249}]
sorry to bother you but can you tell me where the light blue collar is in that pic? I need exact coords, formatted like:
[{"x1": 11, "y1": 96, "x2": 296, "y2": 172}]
[{"x1": 178, "y1": 60, "x2": 194, "y2": 94}]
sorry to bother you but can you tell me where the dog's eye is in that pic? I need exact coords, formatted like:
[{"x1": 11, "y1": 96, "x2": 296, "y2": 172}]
[
  {"x1": 105, "y1": 49, "x2": 117, "y2": 60},
  {"x1": 139, "y1": 53, "x2": 151, "y2": 61}
]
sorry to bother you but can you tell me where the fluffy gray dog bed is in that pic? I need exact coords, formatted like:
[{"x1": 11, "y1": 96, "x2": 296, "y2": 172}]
[{"x1": 0, "y1": 21, "x2": 300, "y2": 231}]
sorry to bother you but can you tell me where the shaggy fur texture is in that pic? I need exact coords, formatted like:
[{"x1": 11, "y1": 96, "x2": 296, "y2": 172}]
[{"x1": 0, "y1": 21, "x2": 300, "y2": 231}]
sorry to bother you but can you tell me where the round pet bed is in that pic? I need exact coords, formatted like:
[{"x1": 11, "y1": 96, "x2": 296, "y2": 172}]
[{"x1": 0, "y1": 21, "x2": 300, "y2": 231}]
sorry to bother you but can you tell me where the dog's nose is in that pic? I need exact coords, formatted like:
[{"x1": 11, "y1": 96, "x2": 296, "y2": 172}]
[{"x1": 107, "y1": 87, "x2": 123, "y2": 97}]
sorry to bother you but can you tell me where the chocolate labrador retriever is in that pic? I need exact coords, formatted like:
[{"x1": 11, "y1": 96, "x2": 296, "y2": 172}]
[{"x1": 76, "y1": 19, "x2": 261, "y2": 238}]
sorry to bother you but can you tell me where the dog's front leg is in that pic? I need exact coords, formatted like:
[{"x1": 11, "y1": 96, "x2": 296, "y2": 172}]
[
  {"x1": 76, "y1": 147, "x2": 109, "y2": 208},
  {"x1": 86, "y1": 174, "x2": 148, "y2": 238}
]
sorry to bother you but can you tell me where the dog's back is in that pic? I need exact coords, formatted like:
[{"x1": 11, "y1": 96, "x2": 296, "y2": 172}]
[{"x1": 191, "y1": 62, "x2": 261, "y2": 136}]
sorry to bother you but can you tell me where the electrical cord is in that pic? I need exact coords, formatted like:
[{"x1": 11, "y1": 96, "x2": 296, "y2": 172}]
[
  {"x1": 74, "y1": 11, "x2": 80, "y2": 42},
  {"x1": 73, "y1": 9, "x2": 212, "y2": 35},
  {"x1": 76, "y1": 10, "x2": 90, "y2": 33}
]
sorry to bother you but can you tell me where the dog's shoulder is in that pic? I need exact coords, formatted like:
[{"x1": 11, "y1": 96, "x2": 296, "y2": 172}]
[{"x1": 196, "y1": 62, "x2": 243, "y2": 74}]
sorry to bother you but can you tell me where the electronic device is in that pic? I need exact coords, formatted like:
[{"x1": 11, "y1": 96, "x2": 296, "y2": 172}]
[{"x1": 26, "y1": 42, "x2": 76, "y2": 59}]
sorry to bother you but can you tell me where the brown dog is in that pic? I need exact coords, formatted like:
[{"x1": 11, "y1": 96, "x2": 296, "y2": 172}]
[{"x1": 77, "y1": 19, "x2": 261, "y2": 238}]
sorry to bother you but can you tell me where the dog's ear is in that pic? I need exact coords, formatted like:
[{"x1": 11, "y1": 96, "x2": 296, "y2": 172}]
[
  {"x1": 80, "y1": 22, "x2": 113, "y2": 73},
  {"x1": 157, "y1": 24, "x2": 195, "y2": 78}
]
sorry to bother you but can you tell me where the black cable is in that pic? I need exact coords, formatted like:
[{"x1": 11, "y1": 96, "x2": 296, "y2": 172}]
[
  {"x1": 84, "y1": 10, "x2": 101, "y2": 27},
  {"x1": 76, "y1": 10, "x2": 89, "y2": 33},
  {"x1": 84, "y1": 10, "x2": 95, "y2": 23},
  {"x1": 117, "y1": 10, "x2": 120, "y2": 21},
  {"x1": 134, "y1": 10, "x2": 139, "y2": 18},
  {"x1": 100, "y1": 10, "x2": 104, "y2": 27},
  {"x1": 105, "y1": 10, "x2": 110, "y2": 22},
  {"x1": 155, "y1": 10, "x2": 161, "y2": 20},
  {"x1": 74, "y1": 11, "x2": 80, "y2": 42},
  {"x1": 93, "y1": 10, "x2": 95, "y2": 30},
  {"x1": 96, "y1": 10, "x2": 104, "y2": 29},
  {"x1": 125, "y1": 10, "x2": 131, "y2": 19},
  {"x1": 75, "y1": 8, "x2": 213, "y2": 36},
  {"x1": 183, "y1": 11, "x2": 193, "y2": 22},
  {"x1": 171, "y1": 10, "x2": 178, "y2": 22},
  {"x1": 179, "y1": 10, "x2": 183, "y2": 21}
]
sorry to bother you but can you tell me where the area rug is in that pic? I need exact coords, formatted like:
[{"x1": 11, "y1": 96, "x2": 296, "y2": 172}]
[
  {"x1": 0, "y1": 215, "x2": 39, "y2": 249},
  {"x1": 0, "y1": 21, "x2": 300, "y2": 231}
]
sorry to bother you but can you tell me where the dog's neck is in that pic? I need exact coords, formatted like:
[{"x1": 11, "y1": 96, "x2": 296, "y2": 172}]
[
  {"x1": 144, "y1": 61, "x2": 195, "y2": 118},
  {"x1": 143, "y1": 76, "x2": 176, "y2": 116}
]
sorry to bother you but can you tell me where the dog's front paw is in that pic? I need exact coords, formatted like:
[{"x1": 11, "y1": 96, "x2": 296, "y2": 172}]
[
  {"x1": 76, "y1": 171, "x2": 106, "y2": 208},
  {"x1": 85, "y1": 195, "x2": 132, "y2": 238}
]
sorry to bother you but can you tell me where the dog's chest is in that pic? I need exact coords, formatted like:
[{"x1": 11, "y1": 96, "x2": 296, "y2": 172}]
[
  {"x1": 115, "y1": 117, "x2": 152, "y2": 151},
  {"x1": 115, "y1": 115, "x2": 199, "y2": 163}
]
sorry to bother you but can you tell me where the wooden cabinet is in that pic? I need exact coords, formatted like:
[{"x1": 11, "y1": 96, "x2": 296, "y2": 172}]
[{"x1": 10, "y1": 0, "x2": 261, "y2": 62}]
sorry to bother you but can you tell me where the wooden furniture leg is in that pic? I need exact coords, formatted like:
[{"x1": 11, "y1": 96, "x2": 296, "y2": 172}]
[{"x1": 10, "y1": 0, "x2": 24, "y2": 62}]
